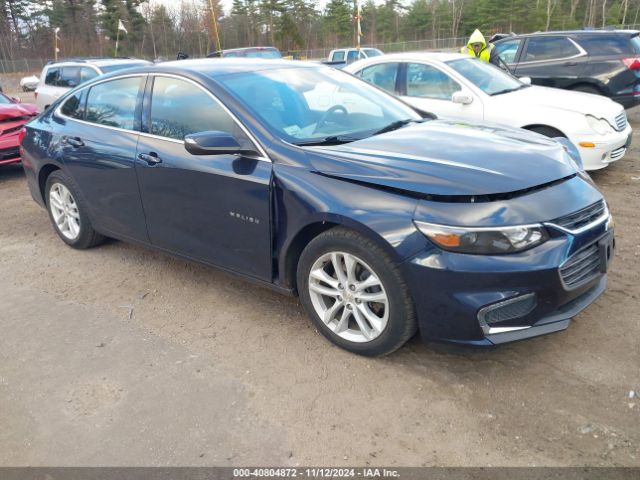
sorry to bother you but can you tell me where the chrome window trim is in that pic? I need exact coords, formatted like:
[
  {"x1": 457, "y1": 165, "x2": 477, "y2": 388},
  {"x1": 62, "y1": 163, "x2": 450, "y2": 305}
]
[
  {"x1": 544, "y1": 204, "x2": 610, "y2": 235},
  {"x1": 150, "y1": 73, "x2": 270, "y2": 161},
  {"x1": 54, "y1": 72, "x2": 271, "y2": 163},
  {"x1": 518, "y1": 37, "x2": 587, "y2": 65},
  {"x1": 54, "y1": 73, "x2": 148, "y2": 134}
]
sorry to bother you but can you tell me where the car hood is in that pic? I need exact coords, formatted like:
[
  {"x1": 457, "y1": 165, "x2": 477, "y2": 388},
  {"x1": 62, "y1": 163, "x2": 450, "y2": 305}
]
[
  {"x1": 0, "y1": 103, "x2": 37, "y2": 120},
  {"x1": 305, "y1": 120, "x2": 576, "y2": 197},
  {"x1": 500, "y1": 85, "x2": 623, "y2": 117}
]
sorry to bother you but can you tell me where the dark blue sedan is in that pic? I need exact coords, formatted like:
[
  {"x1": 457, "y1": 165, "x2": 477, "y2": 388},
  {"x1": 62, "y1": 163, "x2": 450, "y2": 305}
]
[{"x1": 20, "y1": 59, "x2": 614, "y2": 356}]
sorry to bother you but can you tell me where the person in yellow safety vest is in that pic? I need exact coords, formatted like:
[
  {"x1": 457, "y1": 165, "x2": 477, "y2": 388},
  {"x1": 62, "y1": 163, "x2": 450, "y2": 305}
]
[{"x1": 461, "y1": 29, "x2": 500, "y2": 67}]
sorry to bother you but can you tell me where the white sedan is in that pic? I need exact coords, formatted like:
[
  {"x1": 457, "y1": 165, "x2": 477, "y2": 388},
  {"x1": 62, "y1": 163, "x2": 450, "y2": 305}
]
[{"x1": 345, "y1": 52, "x2": 632, "y2": 171}]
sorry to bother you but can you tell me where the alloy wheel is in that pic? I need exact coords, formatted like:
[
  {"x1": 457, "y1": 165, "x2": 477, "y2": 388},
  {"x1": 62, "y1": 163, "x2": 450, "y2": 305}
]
[
  {"x1": 308, "y1": 251, "x2": 389, "y2": 343},
  {"x1": 49, "y1": 182, "x2": 81, "y2": 241}
]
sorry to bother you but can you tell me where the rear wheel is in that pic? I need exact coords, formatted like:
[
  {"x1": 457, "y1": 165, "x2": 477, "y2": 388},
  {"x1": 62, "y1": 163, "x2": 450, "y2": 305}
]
[
  {"x1": 297, "y1": 228, "x2": 417, "y2": 356},
  {"x1": 45, "y1": 171, "x2": 105, "y2": 249}
]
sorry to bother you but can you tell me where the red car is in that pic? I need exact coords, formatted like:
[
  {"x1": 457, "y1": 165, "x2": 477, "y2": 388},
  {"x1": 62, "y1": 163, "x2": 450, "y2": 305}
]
[{"x1": 0, "y1": 92, "x2": 38, "y2": 165}]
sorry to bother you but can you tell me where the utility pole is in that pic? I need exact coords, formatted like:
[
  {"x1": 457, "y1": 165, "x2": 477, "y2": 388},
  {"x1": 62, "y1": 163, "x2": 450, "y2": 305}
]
[
  {"x1": 54, "y1": 27, "x2": 60, "y2": 61},
  {"x1": 355, "y1": 0, "x2": 362, "y2": 51},
  {"x1": 208, "y1": 0, "x2": 222, "y2": 52}
]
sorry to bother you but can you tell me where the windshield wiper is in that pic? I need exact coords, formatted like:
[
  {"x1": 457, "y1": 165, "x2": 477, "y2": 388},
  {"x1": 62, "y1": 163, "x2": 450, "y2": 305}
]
[
  {"x1": 491, "y1": 84, "x2": 528, "y2": 96},
  {"x1": 372, "y1": 118, "x2": 423, "y2": 136},
  {"x1": 293, "y1": 135, "x2": 361, "y2": 147}
]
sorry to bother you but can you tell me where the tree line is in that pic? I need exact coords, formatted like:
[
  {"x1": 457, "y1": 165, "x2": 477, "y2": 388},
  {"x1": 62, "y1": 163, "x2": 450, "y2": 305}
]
[{"x1": 1, "y1": 0, "x2": 640, "y2": 65}]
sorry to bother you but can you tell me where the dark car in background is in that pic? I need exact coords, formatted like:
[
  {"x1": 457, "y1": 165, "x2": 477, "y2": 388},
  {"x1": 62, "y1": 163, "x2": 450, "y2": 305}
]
[
  {"x1": 494, "y1": 30, "x2": 640, "y2": 108},
  {"x1": 206, "y1": 46, "x2": 282, "y2": 59},
  {"x1": 20, "y1": 59, "x2": 614, "y2": 356}
]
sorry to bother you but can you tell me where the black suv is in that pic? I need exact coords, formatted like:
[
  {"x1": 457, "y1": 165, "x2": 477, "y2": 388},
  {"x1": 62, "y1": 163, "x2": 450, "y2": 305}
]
[{"x1": 494, "y1": 30, "x2": 640, "y2": 108}]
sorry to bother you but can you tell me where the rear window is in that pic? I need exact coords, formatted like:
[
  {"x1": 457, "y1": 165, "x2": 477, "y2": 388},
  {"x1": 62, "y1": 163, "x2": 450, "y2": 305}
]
[
  {"x1": 245, "y1": 49, "x2": 281, "y2": 59},
  {"x1": 577, "y1": 35, "x2": 635, "y2": 55},
  {"x1": 332, "y1": 51, "x2": 345, "y2": 62},
  {"x1": 44, "y1": 68, "x2": 60, "y2": 86},
  {"x1": 99, "y1": 62, "x2": 149, "y2": 74}
]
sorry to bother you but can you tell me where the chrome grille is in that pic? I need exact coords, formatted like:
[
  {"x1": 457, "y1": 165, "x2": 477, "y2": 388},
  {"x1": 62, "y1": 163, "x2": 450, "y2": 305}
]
[
  {"x1": 560, "y1": 244, "x2": 601, "y2": 289},
  {"x1": 549, "y1": 200, "x2": 607, "y2": 232},
  {"x1": 610, "y1": 146, "x2": 626, "y2": 161},
  {"x1": 615, "y1": 111, "x2": 627, "y2": 131}
]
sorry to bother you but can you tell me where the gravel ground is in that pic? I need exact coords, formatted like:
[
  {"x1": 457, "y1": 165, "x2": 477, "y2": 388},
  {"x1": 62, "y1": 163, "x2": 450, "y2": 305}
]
[{"x1": 0, "y1": 93, "x2": 638, "y2": 466}]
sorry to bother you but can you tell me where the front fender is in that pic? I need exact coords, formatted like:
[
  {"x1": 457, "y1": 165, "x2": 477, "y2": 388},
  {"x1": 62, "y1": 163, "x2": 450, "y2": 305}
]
[{"x1": 272, "y1": 164, "x2": 428, "y2": 288}]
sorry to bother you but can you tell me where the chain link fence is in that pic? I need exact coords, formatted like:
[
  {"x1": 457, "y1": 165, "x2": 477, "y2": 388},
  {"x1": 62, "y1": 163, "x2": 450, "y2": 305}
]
[
  {"x1": 4, "y1": 24, "x2": 640, "y2": 74},
  {"x1": 0, "y1": 57, "x2": 47, "y2": 75}
]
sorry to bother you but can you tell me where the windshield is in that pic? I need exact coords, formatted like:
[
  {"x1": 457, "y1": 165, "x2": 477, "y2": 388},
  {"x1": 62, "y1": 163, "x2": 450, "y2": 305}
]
[
  {"x1": 446, "y1": 58, "x2": 524, "y2": 95},
  {"x1": 218, "y1": 66, "x2": 421, "y2": 144},
  {"x1": 0, "y1": 93, "x2": 12, "y2": 105},
  {"x1": 99, "y1": 61, "x2": 150, "y2": 73}
]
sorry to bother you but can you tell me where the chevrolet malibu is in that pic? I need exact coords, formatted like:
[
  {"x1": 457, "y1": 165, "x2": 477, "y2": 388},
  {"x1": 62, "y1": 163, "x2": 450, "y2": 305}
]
[{"x1": 20, "y1": 59, "x2": 615, "y2": 356}]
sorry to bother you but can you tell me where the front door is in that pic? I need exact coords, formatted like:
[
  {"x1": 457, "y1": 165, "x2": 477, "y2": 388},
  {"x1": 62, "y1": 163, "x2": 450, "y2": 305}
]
[
  {"x1": 135, "y1": 75, "x2": 273, "y2": 281},
  {"x1": 399, "y1": 62, "x2": 484, "y2": 122}
]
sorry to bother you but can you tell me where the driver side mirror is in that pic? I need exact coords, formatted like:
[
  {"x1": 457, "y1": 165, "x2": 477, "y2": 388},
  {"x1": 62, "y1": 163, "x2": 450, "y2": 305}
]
[
  {"x1": 184, "y1": 131, "x2": 242, "y2": 155},
  {"x1": 11, "y1": 97, "x2": 21, "y2": 103},
  {"x1": 452, "y1": 91, "x2": 473, "y2": 105},
  {"x1": 519, "y1": 76, "x2": 532, "y2": 85}
]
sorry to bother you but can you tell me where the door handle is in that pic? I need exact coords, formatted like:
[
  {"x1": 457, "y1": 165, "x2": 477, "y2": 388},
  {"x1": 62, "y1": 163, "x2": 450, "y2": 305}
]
[
  {"x1": 63, "y1": 136, "x2": 84, "y2": 148},
  {"x1": 564, "y1": 61, "x2": 578, "y2": 66},
  {"x1": 137, "y1": 152, "x2": 162, "y2": 165}
]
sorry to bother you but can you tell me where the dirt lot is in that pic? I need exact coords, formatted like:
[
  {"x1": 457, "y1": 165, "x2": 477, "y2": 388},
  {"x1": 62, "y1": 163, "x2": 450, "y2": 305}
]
[{"x1": 0, "y1": 92, "x2": 638, "y2": 467}]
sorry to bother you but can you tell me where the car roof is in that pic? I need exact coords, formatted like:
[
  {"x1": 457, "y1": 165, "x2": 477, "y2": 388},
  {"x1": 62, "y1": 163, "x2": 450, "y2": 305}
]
[
  {"x1": 500, "y1": 29, "x2": 640, "y2": 40},
  {"x1": 108, "y1": 58, "x2": 319, "y2": 78},
  {"x1": 352, "y1": 51, "x2": 466, "y2": 63},
  {"x1": 44, "y1": 58, "x2": 151, "y2": 69}
]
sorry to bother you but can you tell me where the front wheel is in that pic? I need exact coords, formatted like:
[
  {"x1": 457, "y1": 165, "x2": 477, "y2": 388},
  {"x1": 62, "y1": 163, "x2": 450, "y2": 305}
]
[{"x1": 297, "y1": 228, "x2": 417, "y2": 356}]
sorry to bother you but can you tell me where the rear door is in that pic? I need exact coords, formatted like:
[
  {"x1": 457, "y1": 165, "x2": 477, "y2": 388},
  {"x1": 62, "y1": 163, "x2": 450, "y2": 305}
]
[
  {"x1": 514, "y1": 36, "x2": 588, "y2": 87},
  {"x1": 134, "y1": 74, "x2": 273, "y2": 280},
  {"x1": 55, "y1": 74, "x2": 149, "y2": 242}
]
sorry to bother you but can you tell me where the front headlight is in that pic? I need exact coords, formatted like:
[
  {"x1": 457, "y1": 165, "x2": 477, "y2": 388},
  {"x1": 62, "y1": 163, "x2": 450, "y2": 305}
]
[
  {"x1": 414, "y1": 221, "x2": 549, "y2": 254},
  {"x1": 586, "y1": 114, "x2": 614, "y2": 135}
]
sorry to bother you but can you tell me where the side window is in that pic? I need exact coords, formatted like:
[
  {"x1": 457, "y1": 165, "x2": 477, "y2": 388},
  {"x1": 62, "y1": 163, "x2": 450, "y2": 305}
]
[
  {"x1": 406, "y1": 63, "x2": 461, "y2": 100},
  {"x1": 85, "y1": 76, "x2": 141, "y2": 130},
  {"x1": 577, "y1": 35, "x2": 633, "y2": 55},
  {"x1": 58, "y1": 67, "x2": 80, "y2": 88},
  {"x1": 150, "y1": 76, "x2": 239, "y2": 141},
  {"x1": 45, "y1": 68, "x2": 60, "y2": 86},
  {"x1": 80, "y1": 67, "x2": 99, "y2": 84},
  {"x1": 523, "y1": 37, "x2": 580, "y2": 62},
  {"x1": 332, "y1": 51, "x2": 345, "y2": 62},
  {"x1": 346, "y1": 50, "x2": 360, "y2": 63},
  {"x1": 60, "y1": 90, "x2": 85, "y2": 119},
  {"x1": 360, "y1": 63, "x2": 399, "y2": 93},
  {"x1": 494, "y1": 39, "x2": 522, "y2": 64}
]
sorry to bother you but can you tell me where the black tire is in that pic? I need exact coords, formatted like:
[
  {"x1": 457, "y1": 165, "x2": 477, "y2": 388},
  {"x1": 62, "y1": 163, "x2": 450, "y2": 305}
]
[
  {"x1": 297, "y1": 227, "x2": 417, "y2": 356},
  {"x1": 528, "y1": 126, "x2": 566, "y2": 138},
  {"x1": 45, "y1": 170, "x2": 105, "y2": 249},
  {"x1": 571, "y1": 84, "x2": 601, "y2": 95}
]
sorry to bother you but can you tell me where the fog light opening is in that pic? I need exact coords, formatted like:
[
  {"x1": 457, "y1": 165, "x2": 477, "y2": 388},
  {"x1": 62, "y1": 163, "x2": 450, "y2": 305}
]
[{"x1": 477, "y1": 293, "x2": 538, "y2": 335}]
